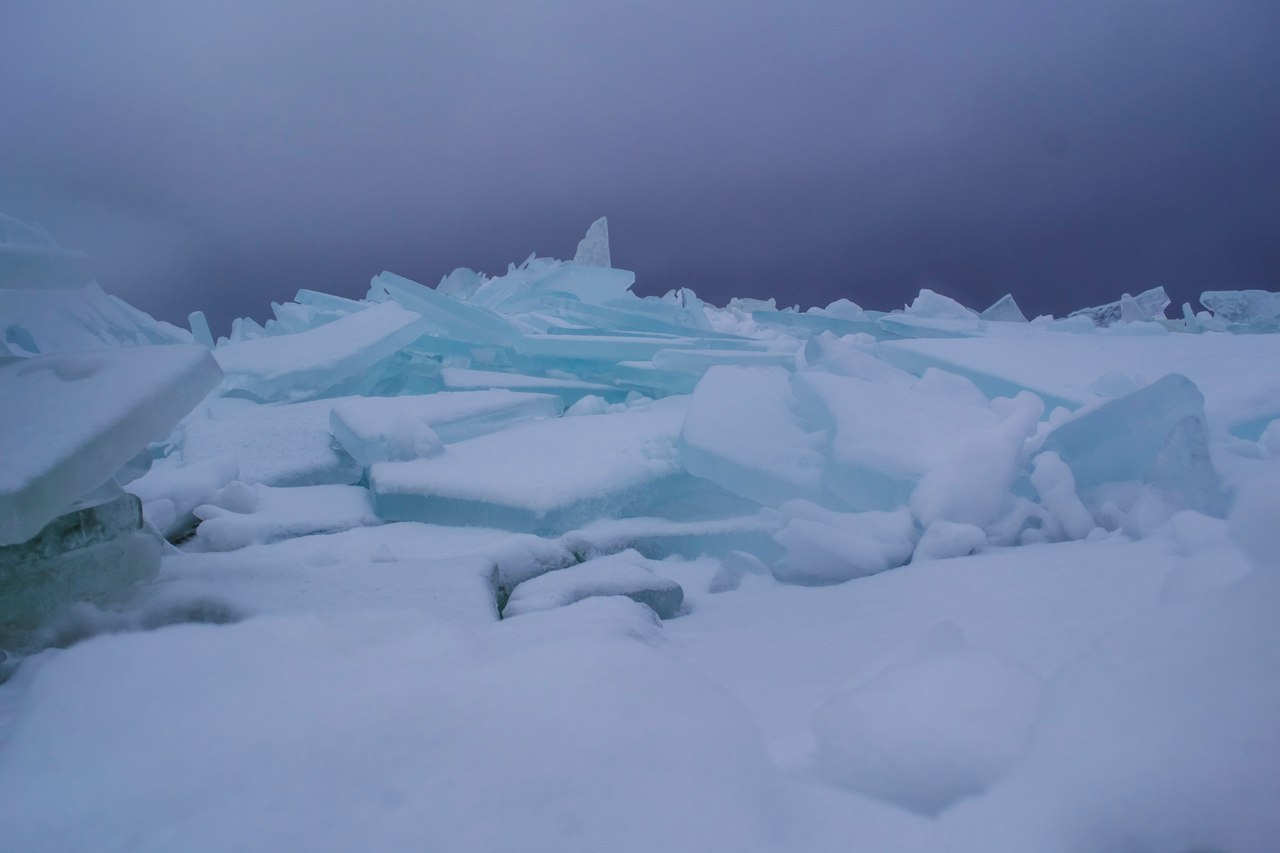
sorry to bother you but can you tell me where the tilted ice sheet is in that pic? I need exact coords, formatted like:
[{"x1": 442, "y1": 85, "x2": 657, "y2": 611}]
[
  {"x1": 214, "y1": 301, "x2": 427, "y2": 401},
  {"x1": 439, "y1": 366, "x2": 620, "y2": 405},
  {"x1": 876, "y1": 334, "x2": 1280, "y2": 435},
  {"x1": 0, "y1": 345, "x2": 222, "y2": 545},
  {"x1": 370, "y1": 408, "x2": 688, "y2": 532},
  {"x1": 329, "y1": 390, "x2": 564, "y2": 465}
]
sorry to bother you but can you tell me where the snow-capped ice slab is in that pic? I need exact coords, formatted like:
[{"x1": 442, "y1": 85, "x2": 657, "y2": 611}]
[
  {"x1": 791, "y1": 371, "x2": 1002, "y2": 511},
  {"x1": 193, "y1": 483, "x2": 381, "y2": 551},
  {"x1": 214, "y1": 301, "x2": 427, "y2": 402},
  {"x1": 679, "y1": 365, "x2": 825, "y2": 507},
  {"x1": 772, "y1": 501, "x2": 918, "y2": 585},
  {"x1": 0, "y1": 345, "x2": 222, "y2": 545},
  {"x1": 503, "y1": 549, "x2": 684, "y2": 619},
  {"x1": 176, "y1": 398, "x2": 361, "y2": 487},
  {"x1": 370, "y1": 408, "x2": 687, "y2": 532},
  {"x1": 876, "y1": 333, "x2": 1280, "y2": 435},
  {"x1": 329, "y1": 390, "x2": 563, "y2": 465}
]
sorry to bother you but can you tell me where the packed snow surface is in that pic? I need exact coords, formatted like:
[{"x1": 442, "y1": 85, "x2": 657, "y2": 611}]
[{"x1": 2, "y1": 217, "x2": 1278, "y2": 851}]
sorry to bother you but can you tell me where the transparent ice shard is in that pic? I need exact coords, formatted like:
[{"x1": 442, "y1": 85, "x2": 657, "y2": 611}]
[
  {"x1": 214, "y1": 301, "x2": 426, "y2": 402},
  {"x1": 188, "y1": 311, "x2": 215, "y2": 348},
  {"x1": 372, "y1": 271, "x2": 521, "y2": 346},
  {"x1": 439, "y1": 366, "x2": 622, "y2": 406},
  {"x1": 904, "y1": 289, "x2": 978, "y2": 320},
  {"x1": 678, "y1": 365, "x2": 825, "y2": 507},
  {"x1": 1, "y1": 283, "x2": 193, "y2": 354},
  {"x1": 572, "y1": 217, "x2": 611, "y2": 268},
  {"x1": 0, "y1": 345, "x2": 222, "y2": 545},
  {"x1": 502, "y1": 550, "x2": 683, "y2": 619},
  {"x1": 1039, "y1": 373, "x2": 1212, "y2": 494},
  {"x1": 1069, "y1": 286, "x2": 1169, "y2": 327},
  {"x1": 1199, "y1": 290, "x2": 1280, "y2": 325}
]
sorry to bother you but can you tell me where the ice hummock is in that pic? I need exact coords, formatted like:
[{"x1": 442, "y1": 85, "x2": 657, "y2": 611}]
[{"x1": 4, "y1": 216, "x2": 1280, "y2": 852}]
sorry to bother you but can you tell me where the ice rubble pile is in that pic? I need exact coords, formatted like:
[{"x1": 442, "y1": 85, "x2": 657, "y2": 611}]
[{"x1": 4, "y1": 215, "x2": 1280, "y2": 642}]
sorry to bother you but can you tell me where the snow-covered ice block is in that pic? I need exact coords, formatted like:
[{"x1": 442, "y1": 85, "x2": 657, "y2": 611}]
[
  {"x1": 177, "y1": 398, "x2": 360, "y2": 487},
  {"x1": 1199, "y1": 289, "x2": 1280, "y2": 324},
  {"x1": 1040, "y1": 374, "x2": 1214, "y2": 494},
  {"x1": 0, "y1": 283, "x2": 193, "y2": 355},
  {"x1": 0, "y1": 345, "x2": 222, "y2": 545},
  {"x1": 329, "y1": 390, "x2": 563, "y2": 465},
  {"x1": 679, "y1": 365, "x2": 825, "y2": 507},
  {"x1": 126, "y1": 456, "x2": 240, "y2": 540},
  {"x1": 904, "y1": 288, "x2": 979, "y2": 320},
  {"x1": 1, "y1": 488, "x2": 161, "y2": 648},
  {"x1": 791, "y1": 371, "x2": 1003, "y2": 512},
  {"x1": 0, "y1": 212, "x2": 94, "y2": 290},
  {"x1": 370, "y1": 408, "x2": 688, "y2": 533},
  {"x1": 193, "y1": 483, "x2": 381, "y2": 551},
  {"x1": 772, "y1": 501, "x2": 918, "y2": 585},
  {"x1": 812, "y1": 626, "x2": 1045, "y2": 814},
  {"x1": 214, "y1": 301, "x2": 427, "y2": 402},
  {"x1": 503, "y1": 549, "x2": 684, "y2": 619},
  {"x1": 912, "y1": 520, "x2": 987, "y2": 562},
  {"x1": 875, "y1": 334, "x2": 1280, "y2": 436}
]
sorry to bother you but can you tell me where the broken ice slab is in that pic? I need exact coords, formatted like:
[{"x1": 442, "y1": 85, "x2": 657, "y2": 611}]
[
  {"x1": 537, "y1": 294, "x2": 731, "y2": 338},
  {"x1": 513, "y1": 332, "x2": 705, "y2": 362},
  {"x1": 371, "y1": 271, "x2": 522, "y2": 346},
  {"x1": 1199, "y1": 290, "x2": 1280, "y2": 326},
  {"x1": 502, "y1": 549, "x2": 684, "y2": 619},
  {"x1": 751, "y1": 309, "x2": 888, "y2": 340},
  {"x1": 329, "y1": 390, "x2": 564, "y2": 466},
  {"x1": 0, "y1": 212, "x2": 93, "y2": 290},
  {"x1": 0, "y1": 345, "x2": 222, "y2": 545},
  {"x1": 904, "y1": 289, "x2": 978, "y2": 320},
  {"x1": 214, "y1": 301, "x2": 427, "y2": 402},
  {"x1": 193, "y1": 483, "x2": 381, "y2": 551},
  {"x1": 1, "y1": 488, "x2": 162, "y2": 649},
  {"x1": 651, "y1": 347, "x2": 797, "y2": 373},
  {"x1": 1069, "y1": 286, "x2": 1169, "y2": 327},
  {"x1": 559, "y1": 512, "x2": 782, "y2": 562},
  {"x1": 874, "y1": 334, "x2": 1280, "y2": 435},
  {"x1": 439, "y1": 366, "x2": 624, "y2": 406},
  {"x1": 772, "y1": 501, "x2": 918, "y2": 586},
  {"x1": 791, "y1": 371, "x2": 1002, "y2": 512},
  {"x1": 980, "y1": 294, "x2": 1029, "y2": 323},
  {"x1": 1039, "y1": 373, "x2": 1214, "y2": 494},
  {"x1": 0, "y1": 283, "x2": 193, "y2": 355},
  {"x1": 150, "y1": 543, "x2": 500, "y2": 625},
  {"x1": 370, "y1": 408, "x2": 700, "y2": 533},
  {"x1": 175, "y1": 398, "x2": 361, "y2": 487},
  {"x1": 679, "y1": 365, "x2": 826, "y2": 507}
]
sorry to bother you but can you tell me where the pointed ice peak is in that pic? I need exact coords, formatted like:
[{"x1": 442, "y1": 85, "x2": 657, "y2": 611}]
[
  {"x1": 980, "y1": 294, "x2": 1028, "y2": 323},
  {"x1": 573, "y1": 217, "x2": 611, "y2": 268}
]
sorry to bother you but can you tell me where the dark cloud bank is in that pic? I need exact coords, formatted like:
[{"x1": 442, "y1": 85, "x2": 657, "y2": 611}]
[{"x1": 2, "y1": 1, "x2": 1278, "y2": 334}]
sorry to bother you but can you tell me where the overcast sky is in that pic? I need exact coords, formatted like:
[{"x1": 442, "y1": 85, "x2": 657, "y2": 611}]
[{"x1": 2, "y1": 1, "x2": 1278, "y2": 333}]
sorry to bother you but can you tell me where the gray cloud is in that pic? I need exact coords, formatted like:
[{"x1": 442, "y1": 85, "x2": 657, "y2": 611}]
[{"x1": 2, "y1": 1, "x2": 1277, "y2": 333}]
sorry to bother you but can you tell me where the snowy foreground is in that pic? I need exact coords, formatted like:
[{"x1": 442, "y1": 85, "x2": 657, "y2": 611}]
[{"x1": 2, "y1": 219, "x2": 1280, "y2": 851}]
